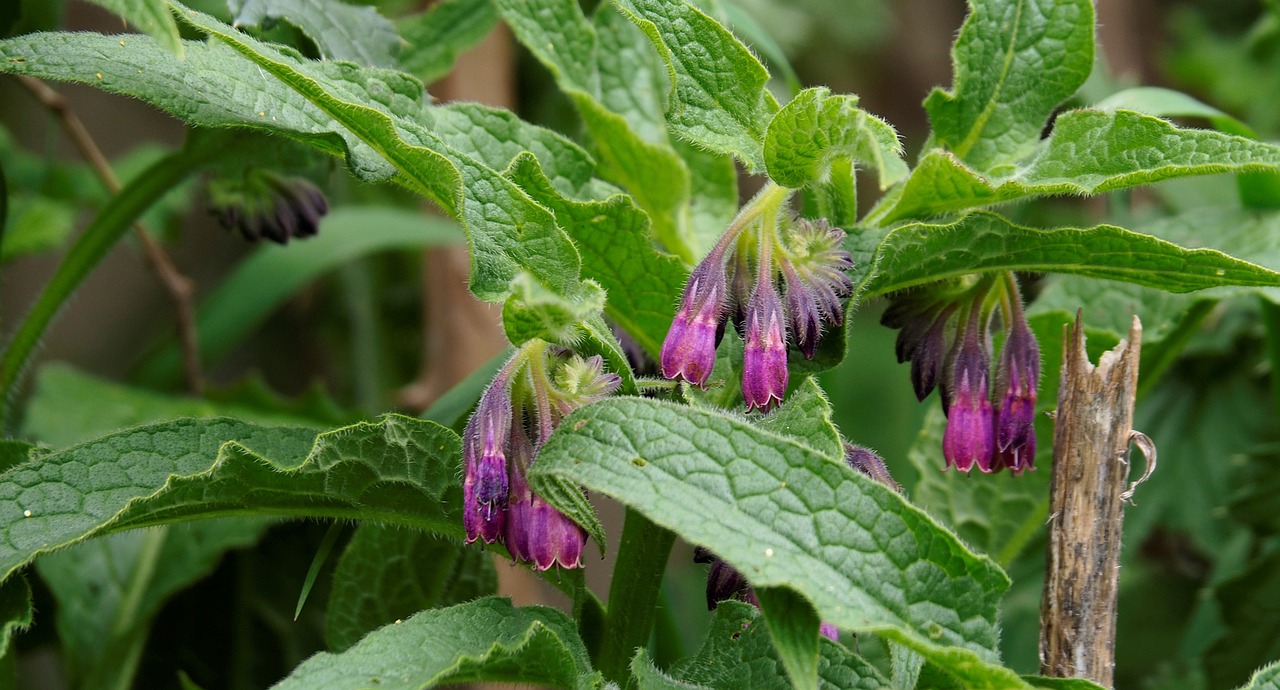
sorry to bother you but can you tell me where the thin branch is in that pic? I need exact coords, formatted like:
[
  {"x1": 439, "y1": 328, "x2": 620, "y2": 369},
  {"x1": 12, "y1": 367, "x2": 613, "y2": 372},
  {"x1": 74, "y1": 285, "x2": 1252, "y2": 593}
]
[{"x1": 18, "y1": 76, "x2": 204, "y2": 394}]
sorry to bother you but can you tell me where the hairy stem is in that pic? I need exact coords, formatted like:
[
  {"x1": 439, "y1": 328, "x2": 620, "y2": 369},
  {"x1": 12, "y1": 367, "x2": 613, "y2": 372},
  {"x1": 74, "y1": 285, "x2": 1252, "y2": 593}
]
[
  {"x1": 17, "y1": 76, "x2": 204, "y2": 395},
  {"x1": 596, "y1": 507, "x2": 675, "y2": 685}
]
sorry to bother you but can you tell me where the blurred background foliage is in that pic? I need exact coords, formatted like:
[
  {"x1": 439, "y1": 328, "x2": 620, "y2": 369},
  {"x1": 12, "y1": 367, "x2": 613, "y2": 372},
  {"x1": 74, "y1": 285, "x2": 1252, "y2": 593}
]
[{"x1": 4, "y1": 0, "x2": 1280, "y2": 688}]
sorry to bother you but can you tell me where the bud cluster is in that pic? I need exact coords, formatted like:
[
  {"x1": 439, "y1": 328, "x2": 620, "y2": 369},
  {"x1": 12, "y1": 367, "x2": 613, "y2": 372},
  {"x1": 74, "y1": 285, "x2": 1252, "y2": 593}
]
[
  {"x1": 209, "y1": 171, "x2": 328, "y2": 245},
  {"x1": 660, "y1": 185, "x2": 853, "y2": 412},
  {"x1": 463, "y1": 342, "x2": 621, "y2": 570},
  {"x1": 883, "y1": 273, "x2": 1041, "y2": 474}
]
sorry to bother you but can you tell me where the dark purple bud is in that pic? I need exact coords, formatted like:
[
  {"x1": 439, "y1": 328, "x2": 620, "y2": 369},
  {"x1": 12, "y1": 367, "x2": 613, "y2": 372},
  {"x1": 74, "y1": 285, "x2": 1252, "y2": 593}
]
[
  {"x1": 942, "y1": 317, "x2": 996, "y2": 473},
  {"x1": 843, "y1": 443, "x2": 902, "y2": 493},
  {"x1": 462, "y1": 371, "x2": 514, "y2": 544},
  {"x1": 994, "y1": 315, "x2": 1040, "y2": 475},
  {"x1": 782, "y1": 261, "x2": 822, "y2": 359},
  {"x1": 910, "y1": 304, "x2": 957, "y2": 402},
  {"x1": 727, "y1": 248, "x2": 752, "y2": 341},
  {"x1": 742, "y1": 280, "x2": 789, "y2": 412},
  {"x1": 661, "y1": 252, "x2": 729, "y2": 386},
  {"x1": 695, "y1": 548, "x2": 753, "y2": 610}
]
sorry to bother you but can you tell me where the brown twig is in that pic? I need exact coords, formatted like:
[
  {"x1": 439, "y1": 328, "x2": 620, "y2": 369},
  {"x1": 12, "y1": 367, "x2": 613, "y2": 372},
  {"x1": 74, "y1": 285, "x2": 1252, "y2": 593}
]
[
  {"x1": 1040, "y1": 312, "x2": 1149, "y2": 688},
  {"x1": 18, "y1": 76, "x2": 204, "y2": 395}
]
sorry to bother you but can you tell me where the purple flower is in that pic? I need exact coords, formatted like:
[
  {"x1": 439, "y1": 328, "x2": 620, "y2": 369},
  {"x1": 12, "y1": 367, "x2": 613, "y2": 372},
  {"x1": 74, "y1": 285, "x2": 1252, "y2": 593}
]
[
  {"x1": 694, "y1": 547, "x2": 840, "y2": 640},
  {"x1": 782, "y1": 261, "x2": 823, "y2": 359},
  {"x1": 843, "y1": 443, "x2": 901, "y2": 494},
  {"x1": 994, "y1": 315, "x2": 1040, "y2": 475},
  {"x1": 462, "y1": 370, "x2": 513, "y2": 544},
  {"x1": 942, "y1": 313, "x2": 996, "y2": 473},
  {"x1": 742, "y1": 280, "x2": 789, "y2": 412},
  {"x1": 661, "y1": 252, "x2": 729, "y2": 386}
]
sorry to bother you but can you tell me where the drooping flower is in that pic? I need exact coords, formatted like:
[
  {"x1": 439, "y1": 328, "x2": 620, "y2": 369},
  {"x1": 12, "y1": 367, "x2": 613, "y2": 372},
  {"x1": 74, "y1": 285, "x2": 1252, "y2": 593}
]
[
  {"x1": 694, "y1": 547, "x2": 839, "y2": 641},
  {"x1": 941, "y1": 303, "x2": 996, "y2": 473},
  {"x1": 994, "y1": 307, "x2": 1040, "y2": 474},
  {"x1": 742, "y1": 279, "x2": 789, "y2": 412},
  {"x1": 461, "y1": 344, "x2": 620, "y2": 570},
  {"x1": 661, "y1": 243, "x2": 731, "y2": 386},
  {"x1": 209, "y1": 171, "x2": 328, "y2": 244}
]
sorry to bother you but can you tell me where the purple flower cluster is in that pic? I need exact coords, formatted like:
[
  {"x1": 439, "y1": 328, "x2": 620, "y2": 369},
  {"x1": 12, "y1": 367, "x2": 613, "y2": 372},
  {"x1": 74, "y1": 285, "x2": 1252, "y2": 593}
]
[
  {"x1": 660, "y1": 217, "x2": 852, "y2": 412},
  {"x1": 463, "y1": 345, "x2": 620, "y2": 570},
  {"x1": 884, "y1": 275, "x2": 1041, "y2": 474}
]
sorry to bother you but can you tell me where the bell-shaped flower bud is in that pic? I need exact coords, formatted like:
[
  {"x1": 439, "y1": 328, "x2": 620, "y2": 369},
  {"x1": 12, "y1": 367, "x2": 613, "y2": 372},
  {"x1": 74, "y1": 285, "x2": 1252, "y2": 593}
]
[
  {"x1": 994, "y1": 314, "x2": 1040, "y2": 474},
  {"x1": 785, "y1": 219, "x2": 853, "y2": 325},
  {"x1": 742, "y1": 279, "x2": 789, "y2": 412},
  {"x1": 209, "y1": 172, "x2": 328, "y2": 245},
  {"x1": 781, "y1": 260, "x2": 823, "y2": 359},
  {"x1": 661, "y1": 251, "x2": 729, "y2": 386},
  {"x1": 942, "y1": 316, "x2": 996, "y2": 473},
  {"x1": 844, "y1": 443, "x2": 902, "y2": 494},
  {"x1": 694, "y1": 546, "x2": 839, "y2": 639},
  {"x1": 462, "y1": 371, "x2": 514, "y2": 544}
]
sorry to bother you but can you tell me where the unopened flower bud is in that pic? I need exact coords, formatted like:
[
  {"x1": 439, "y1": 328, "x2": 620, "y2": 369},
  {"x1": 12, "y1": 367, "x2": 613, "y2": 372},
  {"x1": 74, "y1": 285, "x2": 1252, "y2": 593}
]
[
  {"x1": 843, "y1": 443, "x2": 902, "y2": 493},
  {"x1": 661, "y1": 251, "x2": 729, "y2": 386},
  {"x1": 995, "y1": 315, "x2": 1040, "y2": 474},
  {"x1": 942, "y1": 316, "x2": 996, "y2": 473},
  {"x1": 463, "y1": 372, "x2": 514, "y2": 544},
  {"x1": 742, "y1": 280, "x2": 789, "y2": 412}
]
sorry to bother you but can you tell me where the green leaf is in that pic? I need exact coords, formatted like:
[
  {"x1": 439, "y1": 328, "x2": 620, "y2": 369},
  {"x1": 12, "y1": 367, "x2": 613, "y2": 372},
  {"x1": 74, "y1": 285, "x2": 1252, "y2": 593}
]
[
  {"x1": 613, "y1": 0, "x2": 779, "y2": 170},
  {"x1": 325, "y1": 523, "x2": 497, "y2": 652},
  {"x1": 81, "y1": 0, "x2": 182, "y2": 55},
  {"x1": 36, "y1": 519, "x2": 274, "y2": 689},
  {"x1": 877, "y1": 109, "x2": 1280, "y2": 223},
  {"x1": 855, "y1": 211, "x2": 1280, "y2": 299},
  {"x1": 532, "y1": 397, "x2": 1029, "y2": 686},
  {"x1": 751, "y1": 377, "x2": 843, "y2": 461},
  {"x1": 1094, "y1": 86, "x2": 1257, "y2": 137},
  {"x1": 135, "y1": 206, "x2": 461, "y2": 387},
  {"x1": 496, "y1": 0, "x2": 697, "y2": 262},
  {"x1": 504, "y1": 153, "x2": 686, "y2": 358},
  {"x1": 1234, "y1": 661, "x2": 1280, "y2": 690},
  {"x1": 764, "y1": 87, "x2": 907, "y2": 191},
  {"x1": 0, "y1": 577, "x2": 30, "y2": 658},
  {"x1": 276, "y1": 597, "x2": 597, "y2": 689},
  {"x1": 396, "y1": 0, "x2": 499, "y2": 84},
  {"x1": 1020, "y1": 678, "x2": 1108, "y2": 690},
  {"x1": 230, "y1": 0, "x2": 399, "y2": 67},
  {"x1": 664, "y1": 600, "x2": 890, "y2": 690},
  {"x1": 0, "y1": 415, "x2": 465, "y2": 584},
  {"x1": 502, "y1": 274, "x2": 607, "y2": 346},
  {"x1": 755, "y1": 586, "x2": 821, "y2": 690},
  {"x1": 924, "y1": 0, "x2": 1093, "y2": 172},
  {"x1": 169, "y1": 5, "x2": 585, "y2": 301},
  {"x1": 0, "y1": 194, "x2": 76, "y2": 261}
]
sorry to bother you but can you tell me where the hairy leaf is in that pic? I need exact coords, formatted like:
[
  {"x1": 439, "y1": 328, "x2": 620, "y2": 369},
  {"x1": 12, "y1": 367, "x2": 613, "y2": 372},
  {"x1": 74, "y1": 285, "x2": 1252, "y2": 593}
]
[
  {"x1": 1233, "y1": 661, "x2": 1280, "y2": 690},
  {"x1": 855, "y1": 211, "x2": 1280, "y2": 299},
  {"x1": 325, "y1": 523, "x2": 497, "y2": 652},
  {"x1": 925, "y1": 0, "x2": 1093, "y2": 172},
  {"x1": 277, "y1": 597, "x2": 597, "y2": 689},
  {"x1": 764, "y1": 87, "x2": 906, "y2": 191},
  {"x1": 877, "y1": 110, "x2": 1280, "y2": 223},
  {"x1": 657, "y1": 601, "x2": 889, "y2": 690},
  {"x1": 533, "y1": 397, "x2": 1036, "y2": 687},
  {"x1": 750, "y1": 377, "x2": 843, "y2": 462},
  {"x1": 613, "y1": 0, "x2": 779, "y2": 170},
  {"x1": 0, "y1": 415, "x2": 463, "y2": 584},
  {"x1": 230, "y1": 0, "x2": 399, "y2": 67}
]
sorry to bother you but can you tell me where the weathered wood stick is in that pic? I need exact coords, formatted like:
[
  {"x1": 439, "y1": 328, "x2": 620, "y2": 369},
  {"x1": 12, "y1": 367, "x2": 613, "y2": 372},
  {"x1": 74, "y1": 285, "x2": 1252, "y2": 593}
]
[{"x1": 1039, "y1": 313, "x2": 1146, "y2": 687}]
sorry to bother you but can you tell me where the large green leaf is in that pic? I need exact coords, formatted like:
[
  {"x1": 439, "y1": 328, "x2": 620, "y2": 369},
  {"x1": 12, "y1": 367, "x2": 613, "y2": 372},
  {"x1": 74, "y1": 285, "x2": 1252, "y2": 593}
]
[
  {"x1": 854, "y1": 211, "x2": 1280, "y2": 299},
  {"x1": 82, "y1": 0, "x2": 181, "y2": 55},
  {"x1": 325, "y1": 523, "x2": 497, "y2": 652},
  {"x1": 924, "y1": 0, "x2": 1093, "y2": 172},
  {"x1": 396, "y1": 0, "x2": 499, "y2": 84},
  {"x1": 229, "y1": 0, "x2": 399, "y2": 67},
  {"x1": 276, "y1": 597, "x2": 599, "y2": 689},
  {"x1": 495, "y1": 0, "x2": 696, "y2": 261},
  {"x1": 0, "y1": 415, "x2": 463, "y2": 584},
  {"x1": 532, "y1": 397, "x2": 1035, "y2": 687},
  {"x1": 764, "y1": 87, "x2": 907, "y2": 192},
  {"x1": 649, "y1": 600, "x2": 889, "y2": 690},
  {"x1": 37, "y1": 520, "x2": 274, "y2": 689},
  {"x1": 613, "y1": 0, "x2": 779, "y2": 171},
  {"x1": 504, "y1": 153, "x2": 685, "y2": 358},
  {"x1": 876, "y1": 110, "x2": 1280, "y2": 223},
  {"x1": 135, "y1": 206, "x2": 462, "y2": 388}
]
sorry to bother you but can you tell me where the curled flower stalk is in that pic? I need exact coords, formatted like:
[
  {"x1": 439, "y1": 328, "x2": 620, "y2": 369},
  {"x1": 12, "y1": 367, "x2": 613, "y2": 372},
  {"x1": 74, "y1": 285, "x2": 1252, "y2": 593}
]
[
  {"x1": 659, "y1": 184, "x2": 854, "y2": 412},
  {"x1": 461, "y1": 341, "x2": 621, "y2": 569}
]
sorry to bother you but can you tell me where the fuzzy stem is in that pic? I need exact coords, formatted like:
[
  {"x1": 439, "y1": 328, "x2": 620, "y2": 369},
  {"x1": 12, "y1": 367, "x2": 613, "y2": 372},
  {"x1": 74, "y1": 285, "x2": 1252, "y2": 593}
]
[{"x1": 595, "y1": 508, "x2": 676, "y2": 685}]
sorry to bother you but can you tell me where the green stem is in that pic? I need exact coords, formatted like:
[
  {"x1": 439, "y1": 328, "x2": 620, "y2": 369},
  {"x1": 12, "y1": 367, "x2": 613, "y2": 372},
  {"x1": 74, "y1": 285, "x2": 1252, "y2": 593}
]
[
  {"x1": 596, "y1": 507, "x2": 676, "y2": 685},
  {"x1": 0, "y1": 149, "x2": 204, "y2": 427}
]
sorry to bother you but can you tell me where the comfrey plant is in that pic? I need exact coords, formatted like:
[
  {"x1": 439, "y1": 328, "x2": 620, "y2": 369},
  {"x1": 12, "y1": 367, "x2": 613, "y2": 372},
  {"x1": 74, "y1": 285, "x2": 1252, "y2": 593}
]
[{"x1": 5, "y1": 0, "x2": 1280, "y2": 688}]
